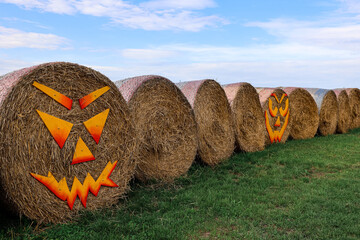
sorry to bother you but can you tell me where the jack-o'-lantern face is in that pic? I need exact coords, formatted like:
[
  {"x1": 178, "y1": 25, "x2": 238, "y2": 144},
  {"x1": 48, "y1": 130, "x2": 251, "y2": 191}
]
[
  {"x1": 265, "y1": 93, "x2": 290, "y2": 143},
  {"x1": 30, "y1": 81, "x2": 118, "y2": 210}
]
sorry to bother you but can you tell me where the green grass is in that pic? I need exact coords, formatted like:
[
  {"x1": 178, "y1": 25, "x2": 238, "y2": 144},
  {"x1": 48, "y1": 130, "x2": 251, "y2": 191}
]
[{"x1": 2, "y1": 129, "x2": 360, "y2": 239}]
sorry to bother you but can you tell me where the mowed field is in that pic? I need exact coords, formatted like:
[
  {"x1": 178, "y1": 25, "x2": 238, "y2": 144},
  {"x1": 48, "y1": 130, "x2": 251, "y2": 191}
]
[{"x1": 1, "y1": 129, "x2": 360, "y2": 239}]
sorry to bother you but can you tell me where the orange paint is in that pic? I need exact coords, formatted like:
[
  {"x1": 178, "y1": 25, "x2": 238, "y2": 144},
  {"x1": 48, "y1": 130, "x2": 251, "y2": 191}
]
[
  {"x1": 33, "y1": 81, "x2": 73, "y2": 110},
  {"x1": 72, "y1": 137, "x2": 95, "y2": 165},
  {"x1": 274, "y1": 117, "x2": 281, "y2": 127},
  {"x1": 79, "y1": 86, "x2": 110, "y2": 109},
  {"x1": 279, "y1": 99, "x2": 289, "y2": 117},
  {"x1": 83, "y1": 109, "x2": 109, "y2": 144},
  {"x1": 269, "y1": 98, "x2": 278, "y2": 117},
  {"x1": 36, "y1": 110, "x2": 73, "y2": 148},
  {"x1": 265, "y1": 93, "x2": 290, "y2": 143},
  {"x1": 30, "y1": 161, "x2": 118, "y2": 210}
]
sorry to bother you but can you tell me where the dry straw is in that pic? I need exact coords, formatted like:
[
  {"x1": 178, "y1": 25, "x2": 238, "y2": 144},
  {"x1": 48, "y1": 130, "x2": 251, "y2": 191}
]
[
  {"x1": 223, "y1": 82, "x2": 265, "y2": 152},
  {"x1": 116, "y1": 75, "x2": 197, "y2": 181},
  {"x1": 305, "y1": 88, "x2": 338, "y2": 136},
  {"x1": 176, "y1": 80, "x2": 235, "y2": 166},
  {"x1": 257, "y1": 88, "x2": 292, "y2": 145},
  {"x1": 281, "y1": 88, "x2": 319, "y2": 140},
  {"x1": 0, "y1": 62, "x2": 137, "y2": 223},
  {"x1": 345, "y1": 88, "x2": 360, "y2": 129},
  {"x1": 333, "y1": 89, "x2": 351, "y2": 133}
]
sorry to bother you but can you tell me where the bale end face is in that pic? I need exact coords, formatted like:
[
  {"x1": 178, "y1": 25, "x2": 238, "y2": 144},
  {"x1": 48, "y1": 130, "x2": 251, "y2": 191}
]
[
  {"x1": 285, "y1": 88, "x2": 319, "y2": 140},
  {"x1": 121, "y1": 76, "x2": 197, "y2": 182},
  {"x1": 318, "y1": 90, "x2": 338, "y2": 136},
  {"x1": 347, "y1": 88, "x2": 360, "y2": 129},
  {"x1": 225, "y1": 83, "x2": 265, "y2": 152},
  {"x1": 0, "y1": 62, "x2": 137, "y2": 223},
  {"x1": 193, "y1": 80, "x2": 235, "y2": 165},
  {"x1": 335, "y1": 90, "x2": 351, "y2": 134},
  {"x1": 259, "y1": 88, "x2": 291, "y2": 145}
]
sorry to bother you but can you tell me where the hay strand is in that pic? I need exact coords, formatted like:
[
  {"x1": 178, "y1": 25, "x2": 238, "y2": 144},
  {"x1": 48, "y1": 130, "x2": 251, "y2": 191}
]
[
  {"x1": 305, "y1": 88, "x2": 338, "y2": 136},
  {"x1": 345, "y1": 88, "x2": 360, "y2": 129},
  {"x1": 223, "y1": 82, "x2": 265, "y2": 152},
  {"x1": 333, "y1": 89, "x2": 351, "y2": 133},
  {"x1": 116, "y1": 75, "x2": 197, "y2": 181},
  {"x1": 0, "y1": 62, "x2": 136, "y2": 223},
  {"x1": 176, "y1": 80, "x2": 235, "y2": 166},
  {"x1": 281, "y1": 88, "x2": 319, "y2": 140}
]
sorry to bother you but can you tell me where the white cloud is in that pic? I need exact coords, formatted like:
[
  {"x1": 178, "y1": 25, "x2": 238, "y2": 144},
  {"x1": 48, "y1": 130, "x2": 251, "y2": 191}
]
[
  {"x1": 246, "y1": 18, "x2": 360, "y2": 51},
  {"x1": 0, "y1": 26, "x2": 69, "y2": 49},
  {"x1": 91, "y1": 58, "x2": 360, "y2": 89},
  {"x1": 1, "y1": 0, "x2": 76, "y2": 14},
  {"x1": 0, "y1": 59, "x2": 31, "y2": 75},
  {"x1": 140, "y1": 0, "x2": 216, "y2": 10},
  {"x1": 0, "y1": 0, "x2": 225, "y2": 31},
  {"x1": 121, "y1": 48, "x2": 176, "y2": 61},
  {"x1": 338, "y1": 0, "x2": 360, "y2": 14}
]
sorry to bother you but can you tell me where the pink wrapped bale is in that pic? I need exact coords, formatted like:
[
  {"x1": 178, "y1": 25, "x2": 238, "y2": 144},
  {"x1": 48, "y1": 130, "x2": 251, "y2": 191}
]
[
  {"x1": 176, "y1": 80, "x2": 235, "y2": 166},
  {"x1": 223, "y1": 82, "x2": 265, "y2": 152},
  {"x1": 116, "y1": 75, "x2": 197, "y2": 181}
]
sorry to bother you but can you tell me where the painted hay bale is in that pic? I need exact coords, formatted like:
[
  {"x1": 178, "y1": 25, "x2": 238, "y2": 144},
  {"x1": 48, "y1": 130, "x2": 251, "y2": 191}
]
[
  {"x1": 345, "y1": 88, "x2": 360, "y2": 129},
  {"x1": 116, "y1": 75, "x2": 197, "y2": 181},
  {"x1": 0, "y1": 62, "x2": 136, "y2": 223},
  {"x1": 223, "y1": 82, "x2": 265, "y2": 152},
  {"x1": 176, "y1": 80, "x2": 234, "y2": 166},
  {"x1": 333, "y1": 89, "x2": 351, "y2": 133},
  {"x1": 257, "y1": 88, "x2": 291, "y2": 145},
  {"x1": 305, "y1": 88, "x2": 338, "y2": 136},
  {"x1": 281, "y1": 88, "x2": 319, "y2": 140}
]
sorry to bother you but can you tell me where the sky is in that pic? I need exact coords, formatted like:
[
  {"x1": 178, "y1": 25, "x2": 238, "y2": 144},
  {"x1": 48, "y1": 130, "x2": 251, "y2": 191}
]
[{"x1": 0, "y1": 0, "x2": 360, "y2": 88}]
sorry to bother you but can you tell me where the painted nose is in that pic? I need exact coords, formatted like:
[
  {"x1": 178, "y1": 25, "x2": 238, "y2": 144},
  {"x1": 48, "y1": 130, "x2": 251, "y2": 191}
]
[
  {"x1": 274, "y1": 116, "x2": 281, "y2": 127},
  {"x1": 72, "y1": 137, "x2": 95, "y2": 165}
]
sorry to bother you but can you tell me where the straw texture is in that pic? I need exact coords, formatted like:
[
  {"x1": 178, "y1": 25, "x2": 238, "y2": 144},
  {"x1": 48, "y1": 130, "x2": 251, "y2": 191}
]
[
  {"x1": 333, "y1": 89, "x2": 351, "y2": 133},
  {"x1": 305, "y1": 88, "x2": 338, "y2": 136},
  {"x1": 223, "y1": 82, "x2": 265, "y2": 152},
  {"x1": 116, "y1": 75, "x2": 197, "y2": 181},
  {"x1": 177, "y1": 80, "x2": 235, "y2": 166},
  {"x1": 281, "y1": 88, "x2": 319, "y2": 140},
  {"x1": 0, "y1": 62, "x2": 136, "y2": 223}
]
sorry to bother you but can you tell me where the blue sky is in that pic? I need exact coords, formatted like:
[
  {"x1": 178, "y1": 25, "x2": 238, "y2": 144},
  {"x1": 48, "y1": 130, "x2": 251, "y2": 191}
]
[{"x1": 0, "y1": 0, "x2": 360, "y2": 88}]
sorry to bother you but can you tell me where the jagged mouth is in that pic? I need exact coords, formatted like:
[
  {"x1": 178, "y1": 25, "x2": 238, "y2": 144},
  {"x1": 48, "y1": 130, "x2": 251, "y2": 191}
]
[{"x1": 30, "y1": 161, "x2": 118, "y2": 210}]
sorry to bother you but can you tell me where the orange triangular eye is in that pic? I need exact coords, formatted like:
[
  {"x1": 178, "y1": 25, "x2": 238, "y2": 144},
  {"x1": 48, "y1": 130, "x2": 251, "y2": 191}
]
[
  {"x1": 72, "y1": 137, "x2": 95, "y2": 165},
  {"x1": 83, "y1": 109, "x2": 109, "y2": 144},
  {"x1": 279, "y1": 98, "x2": 289, "y2": 117},
  {"x1": 33, "y1": 81, "x2": 73, "y2": 110},
  {"x1": 36, "y1": 110, "x2": 73, "y2": 148},
  {"x1": 79, "y1": 86, "x2": 110, "y2": 109},
  {"x1": 269, "y1": 98, "x2": 278, "y2": 117}
]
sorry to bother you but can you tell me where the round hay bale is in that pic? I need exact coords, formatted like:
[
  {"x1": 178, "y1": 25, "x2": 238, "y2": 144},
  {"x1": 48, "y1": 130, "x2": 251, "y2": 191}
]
[
  {"x1": 116, "y1": 75, "x2": 197, "y2": 181},
  {"x1": 305, "y1": 88, "x2": 338, "y2": 136},
  {"x1": 345, "y1": 88, "x2": 360, "y2": 129},
  {"x1": 176, "y1": 80, "x2": 235, "y2": 166},
  {"x1": 0, "y1": 62, "x2": 136, "y2": 223},
  {"x1": 223, "y1": 82, "x2": 265, "y2": 152},
  {"x1": 281, "y1": 87, "x2": 319, "y2": 140},
  {"x1": 333, "y1": 89, "x2": 351, "y2": 133},
  {"x1": 257, "y1": 88, "x2": 291, "y2": 145}
]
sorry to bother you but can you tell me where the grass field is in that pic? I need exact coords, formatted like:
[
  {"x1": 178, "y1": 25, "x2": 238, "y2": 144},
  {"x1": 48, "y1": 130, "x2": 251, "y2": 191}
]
[{"x1": 1, "y1": 129, "x2": 360, "y2": 239}]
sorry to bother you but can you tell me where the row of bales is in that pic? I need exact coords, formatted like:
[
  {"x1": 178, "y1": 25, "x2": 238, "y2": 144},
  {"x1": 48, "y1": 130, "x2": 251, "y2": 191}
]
[{"x1": 0, "y1": 62, "x2": 359, "y2": 223}]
